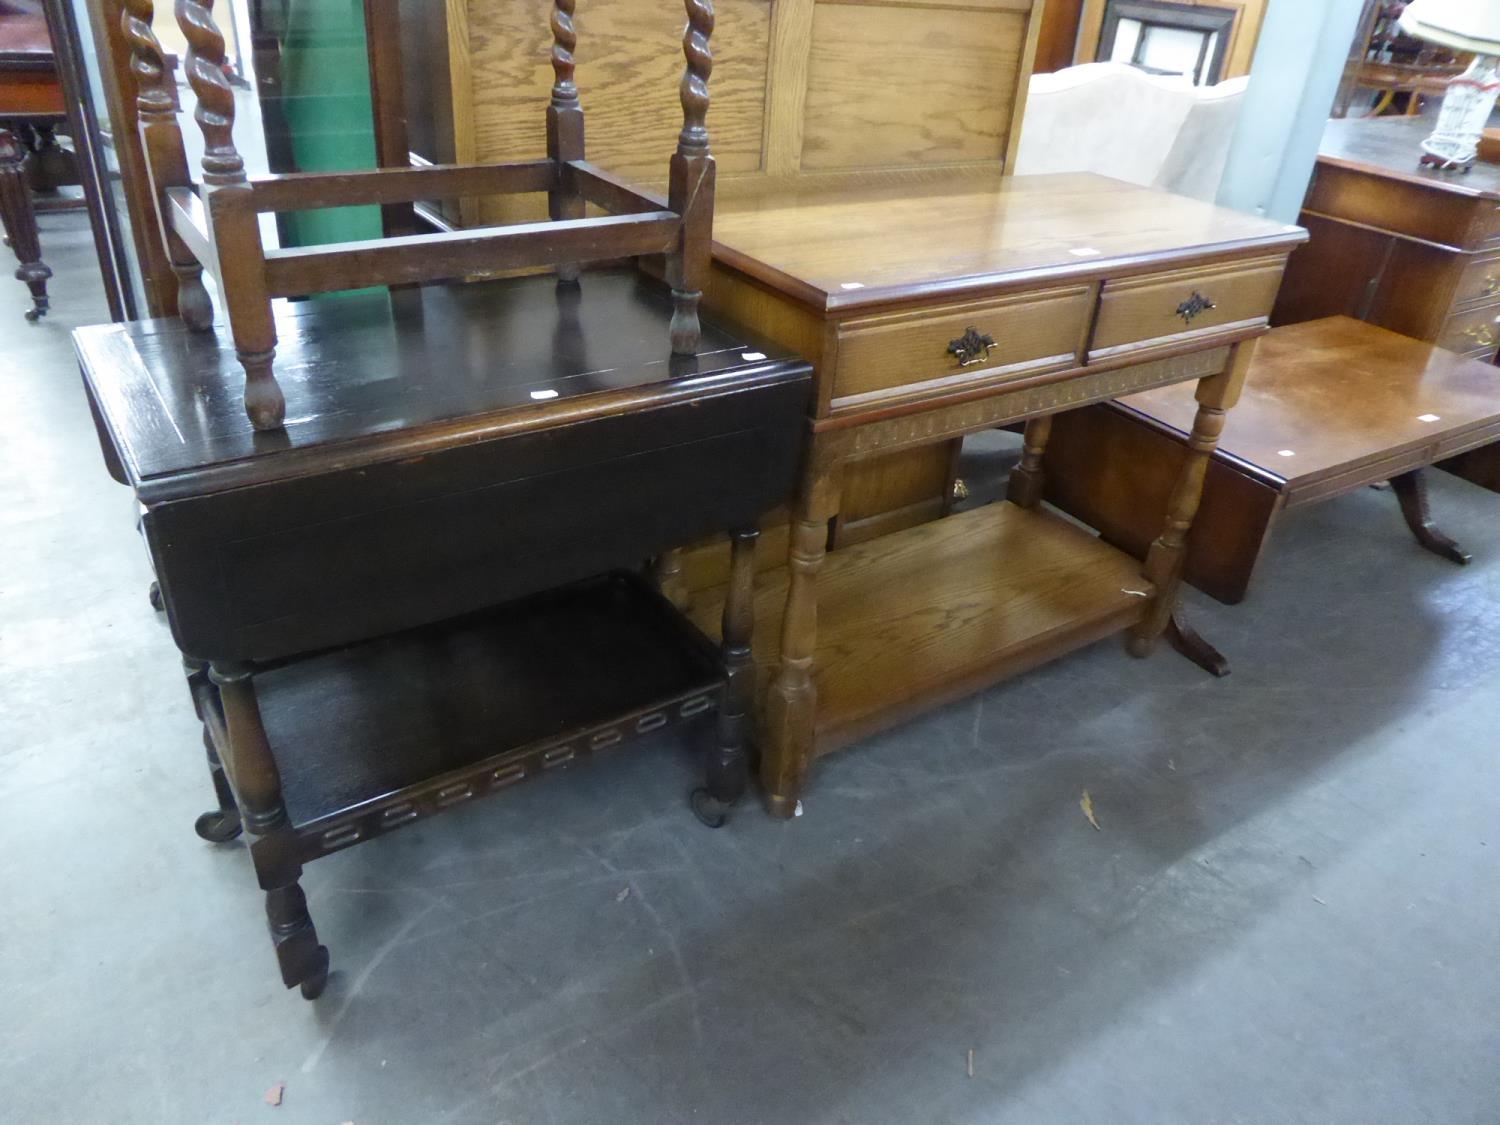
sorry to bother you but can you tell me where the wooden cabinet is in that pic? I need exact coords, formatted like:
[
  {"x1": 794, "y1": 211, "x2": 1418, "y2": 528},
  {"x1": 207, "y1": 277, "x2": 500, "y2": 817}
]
[
  {"x1": 1272, "y1": 115, "x2": 1500, "y2": 492},
  {"x1": 1273, "y1": 116, "x2": 1500, "y2": 360}
]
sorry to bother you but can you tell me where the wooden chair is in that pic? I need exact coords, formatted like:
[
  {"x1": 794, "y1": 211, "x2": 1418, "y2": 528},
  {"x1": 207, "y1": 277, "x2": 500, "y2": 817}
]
[{"x1": 119, "y1": 0, "x2": 715, "y2": 430}]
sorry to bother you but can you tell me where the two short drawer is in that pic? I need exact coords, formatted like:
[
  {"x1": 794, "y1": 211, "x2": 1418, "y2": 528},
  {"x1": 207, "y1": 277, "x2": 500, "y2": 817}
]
[{"x1": 826, "y1": 256, "x2": 1287, "y2": 414}]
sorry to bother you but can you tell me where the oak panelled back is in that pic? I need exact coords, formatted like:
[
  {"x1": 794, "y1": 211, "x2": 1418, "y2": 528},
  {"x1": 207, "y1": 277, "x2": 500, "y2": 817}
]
[{"x1": 452, "y1": 0, "x2": 1042, "y2": 223}]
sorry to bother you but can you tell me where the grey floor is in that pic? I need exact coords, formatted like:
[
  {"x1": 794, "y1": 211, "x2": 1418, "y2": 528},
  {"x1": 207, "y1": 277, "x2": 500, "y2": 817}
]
[{"x1": 3, "y1": 216, "x2": 1497, "y2": 1125}]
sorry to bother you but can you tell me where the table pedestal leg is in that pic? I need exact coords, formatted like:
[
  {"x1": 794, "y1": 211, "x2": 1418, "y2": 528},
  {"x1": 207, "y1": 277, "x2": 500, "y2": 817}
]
[
  {"x1": 0, "y1": 128, "x2": 51, "y2": 322},
  {"x1": 1165, "y1": 613, "x2": 1230, "y2": 677},
  {"x1": 1391, "y1": 469, "x2": 1470, "y2": 565}
]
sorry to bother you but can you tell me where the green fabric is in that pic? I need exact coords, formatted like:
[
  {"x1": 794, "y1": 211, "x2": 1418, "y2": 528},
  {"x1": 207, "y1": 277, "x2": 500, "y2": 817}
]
[{"x1": 275, "y1": 0, "x2": 381, "y2": 249}]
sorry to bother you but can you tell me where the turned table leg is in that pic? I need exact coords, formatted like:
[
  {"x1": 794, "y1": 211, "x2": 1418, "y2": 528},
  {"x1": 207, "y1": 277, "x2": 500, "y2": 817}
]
[
  {"x1": 1128, "y1": 341, "x2": 1253, "y2": 673},
  {"x1": 1006, "y1": 415, "x2": 1053, "y2": 509},
  {"x1": 692, "y1": 526, "x2": 758, "y2": 828},
  {"x1": 1391, "y1": 469, "x2": 1471, "y2": 565},
  {"x1": 0, "y1": 128, "x2": 51, "y2": 322},
  {"x1": 209, "y1": 662, "x2": 329, "y2": 999},
  {"x1": 761, "y1": 462, "x2": 840, "y2": 819},
  {"x1": 183, "y1": 658, "x2": 244, "y2": 840},
  {"x1": 195, "y1": 726, "x2": 244, "y2": 842}
]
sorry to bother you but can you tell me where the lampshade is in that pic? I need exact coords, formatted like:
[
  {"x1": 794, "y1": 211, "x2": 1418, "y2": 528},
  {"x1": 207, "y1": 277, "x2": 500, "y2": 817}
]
[{"x1": 1399, "y1": 0, "x2": 1500, "y2": 55}]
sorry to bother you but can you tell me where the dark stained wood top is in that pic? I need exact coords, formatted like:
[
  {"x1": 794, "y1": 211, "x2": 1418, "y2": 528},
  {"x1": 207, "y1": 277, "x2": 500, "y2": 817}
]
[
  {"x1": 1119, "y1": 316, "x2": 1500, "y2": 489},
  {"x1": 710, "y1": 170, "x2": 1305, "y2": 313},
  {"x1": 1317, "y1": 116, "x2": 1500, "y2": 199},
  {"x1": 75, "y1": 268, "x2": 809, "y2": 502}
]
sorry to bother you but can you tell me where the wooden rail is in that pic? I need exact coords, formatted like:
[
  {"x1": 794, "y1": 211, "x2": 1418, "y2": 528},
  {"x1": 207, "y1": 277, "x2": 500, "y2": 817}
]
[
  {"x1": 247, "y1": 161, "x2": 561, "y2": 213},
  {"x1": 263, "y1": 212, "x2": 681, "y2": 296}
]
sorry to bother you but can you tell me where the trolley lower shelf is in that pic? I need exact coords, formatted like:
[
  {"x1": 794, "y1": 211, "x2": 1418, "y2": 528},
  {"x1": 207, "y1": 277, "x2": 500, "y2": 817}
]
[{"x1": 195, "y1": 572, "x2": 722, "y2": 864}]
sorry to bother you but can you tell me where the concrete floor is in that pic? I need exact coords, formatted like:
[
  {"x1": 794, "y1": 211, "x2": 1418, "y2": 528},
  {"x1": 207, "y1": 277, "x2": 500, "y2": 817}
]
[{"x1": 2, "y1": 216, "x2": 1498, "y2": 1124}]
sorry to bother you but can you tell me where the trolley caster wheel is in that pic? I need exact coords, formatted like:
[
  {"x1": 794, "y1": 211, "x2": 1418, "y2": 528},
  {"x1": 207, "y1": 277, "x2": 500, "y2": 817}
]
[
  {"x1": 300, "y1": 946, "x2": 330, "y2": 1000},
  {"x1": 148, "y1": 581, "x2": 164, "y2": 612},
  {"x1": 194, "y1": 808, "x2": 242, "y2": 843},
  {"x1": 690, "y1": 787, "x2": 731, "y2": 829}
]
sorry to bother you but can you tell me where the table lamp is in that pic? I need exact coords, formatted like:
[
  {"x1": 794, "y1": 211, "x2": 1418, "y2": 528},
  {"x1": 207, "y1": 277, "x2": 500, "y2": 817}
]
[{"x1": 1399, "y1": 0, "x2": 1500, "y2": 170}]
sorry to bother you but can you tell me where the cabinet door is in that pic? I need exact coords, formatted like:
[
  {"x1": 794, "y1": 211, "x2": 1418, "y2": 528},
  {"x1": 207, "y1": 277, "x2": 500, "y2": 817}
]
[
  {"x1": 1272, "y1": 213, "x2": 1395, "y2": 328},
  {"x1": 1273, "y1": 212, "x2": 1459, "y2": 341}
]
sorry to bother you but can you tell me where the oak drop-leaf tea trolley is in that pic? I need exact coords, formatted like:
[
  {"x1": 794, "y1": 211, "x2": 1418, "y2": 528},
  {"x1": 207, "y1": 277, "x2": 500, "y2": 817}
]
[{"x1": 79, "y1": 0, "x2": 809, "y2": 998}]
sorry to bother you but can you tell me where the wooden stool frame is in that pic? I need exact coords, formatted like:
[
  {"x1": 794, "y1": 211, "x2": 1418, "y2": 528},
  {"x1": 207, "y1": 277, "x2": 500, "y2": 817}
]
[{"x1": 120, "y1": 0, "x2": 716, "y2": 430}]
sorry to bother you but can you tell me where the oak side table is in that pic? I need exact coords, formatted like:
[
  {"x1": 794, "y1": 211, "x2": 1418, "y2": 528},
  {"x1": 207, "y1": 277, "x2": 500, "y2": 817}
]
[{"x1": 690, "y1": 171, "x2": 1305, "y2": 815}]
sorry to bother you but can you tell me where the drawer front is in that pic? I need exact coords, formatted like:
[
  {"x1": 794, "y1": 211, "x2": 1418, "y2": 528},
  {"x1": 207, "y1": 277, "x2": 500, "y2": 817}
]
[
  {"x1": 1090, "y1": 256, "x2": 1285, "y2": 361},
  {"x1": 1452, "y1": 251, "x2": 1500, "y2": 309},
  {"x1": 1438, "y1": 303, "x2": 1500, "y2": 357},
  {"x1": 829, "y1": 286, "x2": 1093, "y2": 413}
]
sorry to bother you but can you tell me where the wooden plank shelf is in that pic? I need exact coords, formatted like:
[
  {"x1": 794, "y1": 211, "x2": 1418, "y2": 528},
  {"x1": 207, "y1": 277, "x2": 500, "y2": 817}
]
[
  {"x1": 195, "y1": 573, "x2": 721, "y2": 864},
  {"x1": 692, "y1": 501, "x2": 1154, "y2": 754}
]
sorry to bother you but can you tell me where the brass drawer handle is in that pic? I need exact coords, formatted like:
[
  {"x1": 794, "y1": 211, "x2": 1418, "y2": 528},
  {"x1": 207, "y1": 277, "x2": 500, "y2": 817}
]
[
  {"x1": 1481, "y1": 275, "x2": 1500, "y2": 297},
  {"x1": 947, "y1": 327, "x2": 996, "y2": 367},
  {"x1": 1175, "y1": 290, "x2": 1217, "y2": 324},
  {"x1": 1463, "y1": 323, "x2": 1497, "y2": 347}
]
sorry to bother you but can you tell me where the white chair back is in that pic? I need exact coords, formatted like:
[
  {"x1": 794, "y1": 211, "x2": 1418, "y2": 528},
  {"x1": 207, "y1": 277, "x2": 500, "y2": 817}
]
[{"x1": 1014, "y1": 63, "x2": 1249, "y2": 202}]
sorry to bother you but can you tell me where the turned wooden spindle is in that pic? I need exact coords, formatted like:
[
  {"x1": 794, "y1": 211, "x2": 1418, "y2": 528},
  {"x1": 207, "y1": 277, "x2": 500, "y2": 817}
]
[
  {"x1": 667, "y1": 0, "x2": 716, "y2": 354},
  {"x1": 709, "y1": 528, "x2": 757, "y2": 801},
  {"x1": 209, "y1": 663, "x2": 329, "y2": 997},
  {"x1": 175, "y1": 0, "x2": 285, "y2": 430},
  {"x1": 548, "y1": 0, "x2": 586, "y2": 283},
  {"x1": 761, "y1": 515, "x2": 825, "y2": 817},
  {"x1": 175, "y1": 0, "x2": 243, "y2": 185},
  {"x1": 1006, "y1": 415, "x2": 1053, "y2": 509},
  {"x1": 761, "y1": 462, "x2": 838, "y2": 817},
  {"x1": 1129, "y1": 342, "x2": 1251, "y2": 655},
  {"x1": 120, "y1": 0, "x2": 214, "y2": 328},
  {"x1": 0, "y1": 129, "x2": 50, "y2": 321}
]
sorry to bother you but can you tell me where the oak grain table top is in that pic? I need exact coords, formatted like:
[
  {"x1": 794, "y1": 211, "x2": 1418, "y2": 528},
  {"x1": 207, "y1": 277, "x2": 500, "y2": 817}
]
[
  {"x1": 1118, "y1": 316, "x2": 1500, "y2": 492},
  {"x1": 711, "y1": 170, "x2": 1305, "y2": 312}
]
